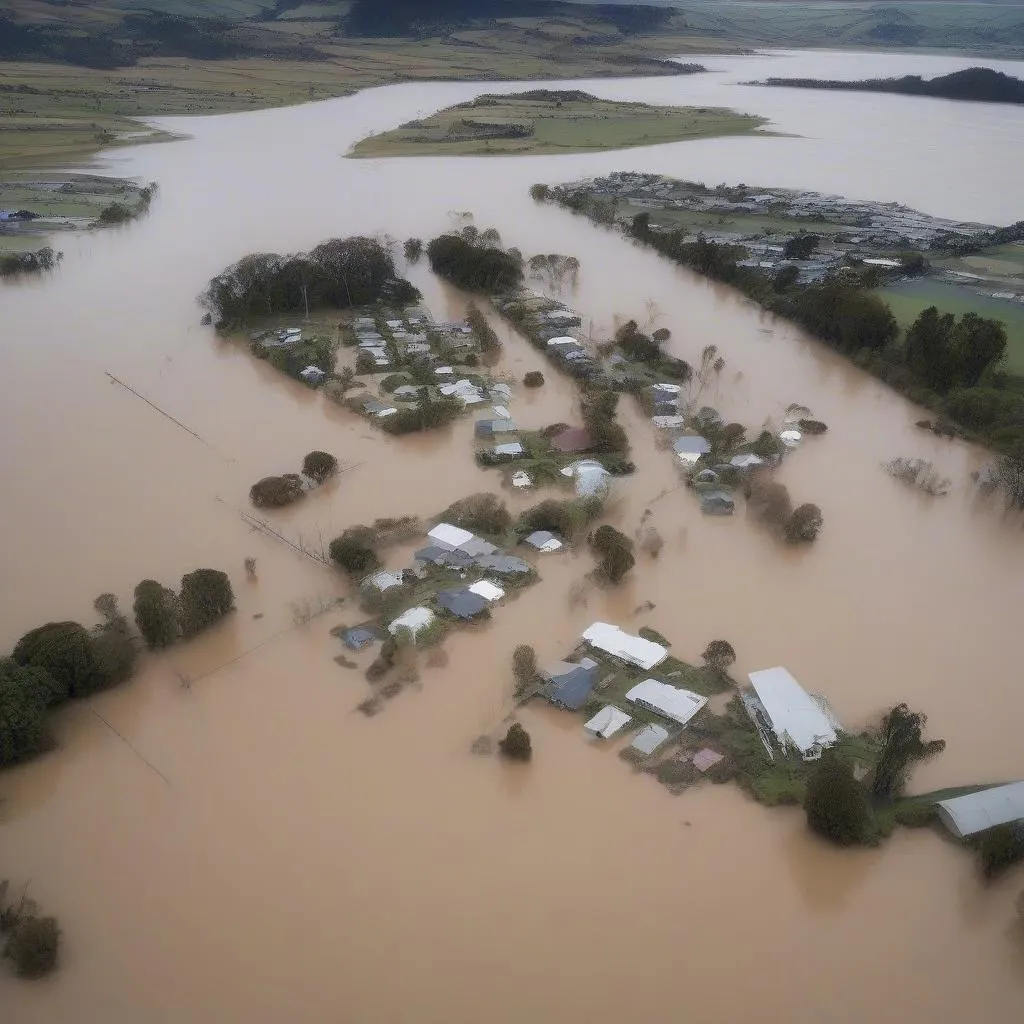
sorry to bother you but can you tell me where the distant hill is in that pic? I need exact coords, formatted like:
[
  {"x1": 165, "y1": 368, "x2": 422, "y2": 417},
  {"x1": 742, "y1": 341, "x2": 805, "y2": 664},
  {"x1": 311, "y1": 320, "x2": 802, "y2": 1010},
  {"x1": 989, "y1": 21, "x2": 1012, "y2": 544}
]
[{"x1": 759, "y1": 67, "x2": 1024, "y2": 105}]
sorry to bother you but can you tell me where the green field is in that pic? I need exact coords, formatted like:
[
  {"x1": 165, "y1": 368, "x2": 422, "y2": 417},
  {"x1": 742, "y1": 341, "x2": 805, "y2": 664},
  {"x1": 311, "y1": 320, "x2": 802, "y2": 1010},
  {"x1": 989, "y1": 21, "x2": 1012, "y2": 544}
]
[
  {"x1": 351, "y1": 93, "x2": 767, "y2": 158},
  {"x1": 878, "y1": 278, "x2": 1024, "y2": 375}
]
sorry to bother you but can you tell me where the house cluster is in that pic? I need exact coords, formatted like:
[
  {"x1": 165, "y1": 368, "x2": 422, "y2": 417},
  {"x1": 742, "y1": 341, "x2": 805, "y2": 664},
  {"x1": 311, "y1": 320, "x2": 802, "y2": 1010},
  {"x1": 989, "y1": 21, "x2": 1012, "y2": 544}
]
[
  {"x1": 494, "y1": 291, "x2": 601, "y2": 379},
  {"x1": 340, "y1": 520, "x2": 564, "y2": 653},
  {"x1": 537, "y1": 622, "x2": 712, "y2": 755}
]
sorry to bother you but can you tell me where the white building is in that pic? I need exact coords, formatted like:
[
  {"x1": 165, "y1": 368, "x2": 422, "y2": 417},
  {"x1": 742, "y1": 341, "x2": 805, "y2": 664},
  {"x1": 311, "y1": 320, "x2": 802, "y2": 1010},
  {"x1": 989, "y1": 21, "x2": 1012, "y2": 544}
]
[
  {"x1": 584, "y1": 706, "x2": 632, "y2": 739},
  {"x1": 581, "y1": 622, "x2": 667, "y2": 671},
  {"x1": 625, "y1": 679, "x2": 707, "y2": 726},
  {"x1": 747, "y1": 667, "x2": 840, "y2": 760},
  {"x1": 936, "y1": 782, "x2": 1024, "y2": 839}
]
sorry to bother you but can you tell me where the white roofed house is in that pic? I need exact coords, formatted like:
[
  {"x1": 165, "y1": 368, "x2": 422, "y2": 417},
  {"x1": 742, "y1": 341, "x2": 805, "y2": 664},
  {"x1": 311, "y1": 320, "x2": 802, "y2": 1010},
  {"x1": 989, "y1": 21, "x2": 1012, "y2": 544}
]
[
  {"x1": 581, "y1": 622, "x2": 667, "y2": 671},
  {"x1": 747, "y1": 667, "x2": 841, "y2": 761},
  {"x1": 625, "y1": 679, "x2": 707, "y2": 727}
]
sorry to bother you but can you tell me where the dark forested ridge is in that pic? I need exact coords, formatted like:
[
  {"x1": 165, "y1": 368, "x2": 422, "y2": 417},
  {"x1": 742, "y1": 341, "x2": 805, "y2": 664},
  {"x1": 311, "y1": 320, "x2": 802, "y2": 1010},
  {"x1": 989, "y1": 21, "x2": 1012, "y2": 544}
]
[{"x1": 759, "y1": 67, "x2": 1024, "y2": 105}]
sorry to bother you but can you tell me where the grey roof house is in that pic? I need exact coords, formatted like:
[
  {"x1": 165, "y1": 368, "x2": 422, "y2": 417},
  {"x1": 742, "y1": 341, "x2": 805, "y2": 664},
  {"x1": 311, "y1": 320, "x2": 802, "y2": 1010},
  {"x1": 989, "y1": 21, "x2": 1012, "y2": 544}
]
[
  {"x1": 436, "y1": 587, "x2": 490, "y2": 620},
  {"x1": 700, "y1": 491, "x2": 735, "y2": 515},
  {"x1": 473, "y1": 553, "x2": 532, "y2": 575},
  {"x1": 343, "y1": 627, "x2": 378, "y2": 651},
  {"x1": 541, "y1": 658, "x2": 599, "y2": 710}
]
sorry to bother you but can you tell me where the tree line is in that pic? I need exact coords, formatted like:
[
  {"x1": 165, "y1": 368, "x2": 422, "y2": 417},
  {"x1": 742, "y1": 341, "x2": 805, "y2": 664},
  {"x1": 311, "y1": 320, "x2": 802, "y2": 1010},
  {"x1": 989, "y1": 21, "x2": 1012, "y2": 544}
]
[
  {"x1": 426, "y1": 231, "x2": 524, "y2": 294},
  {"x1": 201, "y1": 236, "x2": 418, "y2": 328},
  {"x1": 1, "y1": 570, "x2": 234, "y2": 771}
]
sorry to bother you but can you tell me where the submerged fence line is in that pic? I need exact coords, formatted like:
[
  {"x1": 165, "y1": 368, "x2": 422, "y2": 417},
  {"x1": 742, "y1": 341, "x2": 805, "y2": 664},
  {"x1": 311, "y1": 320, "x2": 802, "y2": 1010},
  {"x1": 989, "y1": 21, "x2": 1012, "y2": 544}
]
[
  {"x1": 105, "y1": 371, "x2": 217, "y2": 448},
  {"x1": 90, "y1": 709, "x2": 172, "y2": 786}
]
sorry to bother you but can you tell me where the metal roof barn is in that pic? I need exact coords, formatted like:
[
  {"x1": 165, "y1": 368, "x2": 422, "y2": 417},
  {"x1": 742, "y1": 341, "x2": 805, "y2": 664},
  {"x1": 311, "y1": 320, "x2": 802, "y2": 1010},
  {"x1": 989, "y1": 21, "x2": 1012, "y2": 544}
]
[
  {"x1": 581, "y1": 623, "x2": 667, "y2": 671},
  {"x1": 625, "y1": 680, "x2": 707, "y2": 726},
  {"x1": 936, "y1": 781, "x2": 1024, "y2": 839},
  {"x1": 748, "y1": 667, "x2": 839, "y2": 760}
]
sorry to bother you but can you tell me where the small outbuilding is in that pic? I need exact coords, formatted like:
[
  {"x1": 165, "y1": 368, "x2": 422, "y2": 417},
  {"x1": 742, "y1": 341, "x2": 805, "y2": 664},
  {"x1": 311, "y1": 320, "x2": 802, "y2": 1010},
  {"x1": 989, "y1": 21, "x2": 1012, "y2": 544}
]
[
  {"x1": 342, "y1": 627, "x2": 378, "y2": 651},
  {"x1": 523, "y1": 530, "x2": 563, "y2": 553},
  {"x1": 584, "y1": 706, "x2": 632, "y2": 740},
  {"x1": 362, "y1": 570, "x2": 404, "y2": 593},
  {"x1": 673, "y1": 435, "x2": 712, "y2": 465},
  {"x1": 467, "y1": 579, "x2": 505, "y2": 603},
  {"x1": 630, "y1": 723, "x2": 670, "y2": 755},
  {"x1": 388, "y1": 606, "x2": 435, "y2": 638}
]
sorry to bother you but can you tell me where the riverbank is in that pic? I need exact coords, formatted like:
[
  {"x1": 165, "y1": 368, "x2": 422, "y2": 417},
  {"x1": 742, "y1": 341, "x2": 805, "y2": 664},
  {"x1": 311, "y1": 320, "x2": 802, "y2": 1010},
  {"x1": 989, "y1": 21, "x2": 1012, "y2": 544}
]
[{"x1": 350, "y1": 89, "x2": 767, "y2": 158}]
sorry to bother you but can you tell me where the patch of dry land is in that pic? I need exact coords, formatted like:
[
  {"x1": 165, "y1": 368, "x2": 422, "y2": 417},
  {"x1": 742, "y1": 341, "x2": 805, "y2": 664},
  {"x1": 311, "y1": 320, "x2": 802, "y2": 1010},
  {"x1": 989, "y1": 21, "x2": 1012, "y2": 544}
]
[{"x1": 350, "y1": 90, "x2": 768, "y2": 158}]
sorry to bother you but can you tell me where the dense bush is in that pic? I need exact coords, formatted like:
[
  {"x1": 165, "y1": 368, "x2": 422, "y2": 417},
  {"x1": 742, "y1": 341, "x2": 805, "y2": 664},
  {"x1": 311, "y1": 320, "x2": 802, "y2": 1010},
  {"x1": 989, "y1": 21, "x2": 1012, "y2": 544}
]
[
  {"x1": 747, "y1": 477, "x2": 792, "y2": 528},
  {"x1": 133, "y1": 580, "x2": 180, "y2": 649},
  {"x1": 12, "y1": 622, "x2": 104, "y2": 702},
  {"x1": 329, "y1": 527, "x2": 380, "y2": 574},
  {"x1": 517, "y1": 496, "x2": 602, "y2": 541},
  {"x1": 590, "y1": 524, "x2": 635, "y2": 583},
  {"x1": 179, "y1": 569, "x2": 235, "y2": 638},
  {"x1": 512, "y1": 645, "x2": 538, "y2": 697},
  {"x1": 403, "y1": 237, "x2": 423, "y2": 262},
  {"x1": 702, "y1": 640, "x2": 736, "y2": 673},
  {"x1": 0, "y1": 661, "x2": 50, "y2": 767},
  {"x1": 378, "y1": 395, "x2": 462, "y2": 434},
  {"x1": 465, "y1": 302, "x2": 501, "y2": 353},
  {"x1": 804, "y1": 751, "x2": 873, "y2": 846},
  {"x1": 3, "y1": 914, "x2": 60, "y2": 978},
  {"x1": 249, "y1": 474, "x2": 305, "y2": 508},
  {"x1": 523, "y1": 371, "x2": 545, "y2": 387},
  {"x1": 499, "y1": 722, "x2": 532, "y2": 761},
  {"x1": 440, "y1": 492, "x2": 511, "y2": 535},
  {"x1": 302, "y1": 450, "x2": 338, "y2": 483},
  {"x1": 785, "y1": 503, "x2": 823, "y2": 543},
  {"x1": 426, "y1": 233, "x2": 523, "y2": 293}
]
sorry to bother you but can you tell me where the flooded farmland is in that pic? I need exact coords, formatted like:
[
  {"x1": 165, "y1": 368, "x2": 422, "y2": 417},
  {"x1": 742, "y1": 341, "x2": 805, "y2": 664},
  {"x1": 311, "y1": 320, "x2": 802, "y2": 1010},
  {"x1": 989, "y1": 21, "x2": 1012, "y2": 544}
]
[{"x1": 1, "y1": 49, "x2": 1024, "y2": 1022}]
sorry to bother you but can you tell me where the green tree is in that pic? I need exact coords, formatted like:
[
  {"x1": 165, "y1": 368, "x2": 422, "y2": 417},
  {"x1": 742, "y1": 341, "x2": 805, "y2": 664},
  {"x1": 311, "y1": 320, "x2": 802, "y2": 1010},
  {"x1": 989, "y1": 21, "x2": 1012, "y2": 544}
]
[
  {"x1": 302, "y1": 450, "x2": 338, "y2": 483},
  {"x1": 3, "y1": 914, "x2": 60, "y2": 978},
  {"x1": 90, "y1": 595, "x2": 137, "y2": 686},
  {"x1": 905, "y1": 306, "x2": 955, "y2": 391},
  {"x1": 249, "y1": 474, "x2": 305, "y2": 508},
  {"x1": 0, "y1": 662, "x2": 50, "y2": 766},
  {"x1": 870, "y1": 704, "x2": 946, "y2": 799},
  {"x1": 950, "y1": 312, "x2": 1007, "y2": 387},
  {"x1": 590, "y1": 525, "x2": 635, "y2": 583},
  {"x1": 804, "y1": 751, "x2": 872, "y2": 846},
  {"x1": 783, "y1": 233, "x2": 819, "y2": 259},
  {"x1": 702, "y1": 640, "x2": 736, "y2": 674},
  {"x1": 529, "y1": 183, "x2": 549, "y2": 202},
  {"x1": 179, "y1": 569, "x2": 235, "y2": 638},
  {"x1": 441, "y1": 492, "x2": 510, "y2": 535},
  {"x1": 499, "y1": 722, "x2": 532, "y2": 761},
  {"x1": 403, "y1": 237, "x2": 423, "y2": 262},
  {"x1": 785, "y1": 503, "x2": 823, "y2": 543},
  {"x1": 133, "y1": 580, "x2": 180, "y2": 649},
  {"x1": 12, "y1": 622, "x2": 103, "y2": 702},
  {"x1": 329, "y1": 527, "x2": 380, "y2": 574},
  {"x1": 523, "y1": 370, "x2": 544, "y2": 388}
]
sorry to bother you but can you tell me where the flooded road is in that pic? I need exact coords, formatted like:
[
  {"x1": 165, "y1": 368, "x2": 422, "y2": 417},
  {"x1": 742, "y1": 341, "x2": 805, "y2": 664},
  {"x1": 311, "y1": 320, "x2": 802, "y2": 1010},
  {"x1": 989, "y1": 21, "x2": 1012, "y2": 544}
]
[{"x1": 2, "y1": 48, "x2": 1024, "y2": 1021}]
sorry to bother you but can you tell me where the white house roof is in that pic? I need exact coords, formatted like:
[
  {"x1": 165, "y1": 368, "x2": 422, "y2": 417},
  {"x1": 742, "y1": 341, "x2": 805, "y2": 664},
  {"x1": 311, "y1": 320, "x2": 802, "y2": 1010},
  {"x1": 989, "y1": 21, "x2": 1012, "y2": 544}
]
[
  {"x1": 388, "y1": 606, "x2": 435, "y2": 636},
  {"x1": 651, "y1": 382, "x2": 682, "y2": 395},
  {"x1": 936, "y1": 781, "x2": 1024, "y2": 839},
  {"x1": 748, "y1": 667, "x2": 839, "y2": 757},
  {"x1": 494, "y1": 442, "x2": 525, "y2": 457},
  {"x1": 524, "y1": 530, "x2": 563, "y2": 552},
  {"x1": 731, "y1": 453, "x2": 765, "y2": 468},
  {"x1": 625, "y1": 679, "x2": 707, "y2": 726},
  {"x1": 584, "y1": 706, "x2": 633, "y2": 739},
  {"x1": 779, "y1": 429, "x2": 802, "y2": 448},
  {"x1": 546, "y1": 335, "x2": 578, "y2": 347},
  {"x1": 428, "y1": 523, "x2": 475, "y2": 551},
  {"x1": 582, "y1": 622, "x2": 667, "y2": 671},
  {"x1": 511, "y1": 471, "x2": 533, "y2": 488},
  {"x1": 468, "y1": 580, "x2": 505, "y2": 603}
]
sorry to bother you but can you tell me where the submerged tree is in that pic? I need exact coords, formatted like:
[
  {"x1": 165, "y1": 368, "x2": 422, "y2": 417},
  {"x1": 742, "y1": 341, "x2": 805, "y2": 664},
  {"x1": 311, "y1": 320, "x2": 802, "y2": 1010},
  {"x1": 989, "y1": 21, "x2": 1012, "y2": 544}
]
[
  {"x1": 702, "y1": 640, "x2": 736, "y2": 674},
  {"x1": 499, "y1": 722, "x2": 532, "y2": 762},
  {"x1": 179, "y1": 569, "x2": 235, "y2": 638},
  {"x1": 512, "y1": 645, "x2": 539, "y2": 698},
  {"x1": 0, "y1": 660, "x2": 50, "y2": 767},
  {"x1": 2, "y1": 913, "x2": 60, "y2": 978},
  {"x1": 804, "y1": 751, "x2": 873, "y2": 846},
  {"x1": 785, "y1": 503, "x2": 823, "y2": 543},
  {"x1": 590, "y1": 525, "x2": 635, "y2": 584},
  {"x1": 302, "y1": 450, "x2": 339, "y2": 484},
  {"x1": 11, "y1": 622, "x2": 104, "y2": 702},
  {"x1": 870, "y1": 704, "x2": 946, "y2": 799},
  {"x1": 133, "y1": 580, "x2": 180, "y2": 649}
]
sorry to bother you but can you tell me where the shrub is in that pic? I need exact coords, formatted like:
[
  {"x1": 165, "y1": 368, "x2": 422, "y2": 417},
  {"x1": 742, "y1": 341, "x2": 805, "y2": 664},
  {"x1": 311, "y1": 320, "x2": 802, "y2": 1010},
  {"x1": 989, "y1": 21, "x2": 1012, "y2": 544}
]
[
  {"x1": 747, "y1": 478, "x2": 792, "y2": 528},
  {"x1": 178, "y1": 569, "x2": 235, "y2": 638},
  {"x1": 702, "y1": 640, "x2": 736, "y2": 673},
  {"x1": 133, "y1": 580, "x2": 180, "y2": 649},
  {"x1": 652, "y1": 327, "x2": 671, "y2": 342},
  {"x1": 98, "y1": 202, "x2": 133, "y2": 225},
  {"x1": 441, "y1": 492, "x2": 511, "y2": 535},
  {"x1": 518, "y1": 497, "x2": 601, "y2": 542},
  {"x1": 523, "y1": 371, "x2": 545, "y2": 388},
  {"x1": 978, "y1": 825, "x2": 1024, "y2": 880},
  {"x1": 329, "y1": 527, "x2": 380, "y2": 574},
  {"x1": 785, "y1": 503, "x2": 823, "y2": 543},
  {"x1": 12, "y1": 622, "x2": 103, "y2": 702},
  {"x1": 379, "y1": 395, "x2": 462, "y2": 435},
  {"x1": 804, "y1": 751, "x2": 872, "y2": 846},
  {"x1": 499, "y1": 723, "x2": 532, "y2": 761},
  {"x1": 3, "y1": 915, "x2": 60, "y2": 978},
  {"x1": 512, "y1": 644, "x2": 538, "y2": 697},
  {"x1": 0, "y1": 662, "x2": 50, "y2": 766},
  {"x1": 302, "y1": 450, "x2": 338, "y2": 483},
  {"x1": 590, "y1": 525, "x2": 635, "y2": 583},
  {"x1": 529, "y1": 183, "x2": 550, "y2": 202},
  {"x1": 249, "y1": 474, "x2": 305, "y2": 508},
  {"x1": 798, "y1": 418, "x2": 828, "y2": 435},
  {"x1": 403, "y1": 237, "x2": 423, "y2": 262},
  {"x1": 751, "y1": 430, "x2": 784, "y2": 459},
  {"x1": 90, "y1": 617, "x2": 138, "y2": 687}
]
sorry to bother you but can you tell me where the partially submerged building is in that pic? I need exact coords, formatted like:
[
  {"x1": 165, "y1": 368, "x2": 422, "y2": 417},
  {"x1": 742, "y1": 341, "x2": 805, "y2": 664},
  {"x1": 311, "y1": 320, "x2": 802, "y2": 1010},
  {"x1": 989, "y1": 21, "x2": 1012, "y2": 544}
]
[
  {"x1": 581, "y1": 622, "x2": 667, "y2": 671},
  {"x1": 436, "y1": 587, "x2": 489, "y2": 620},
  {"x1": 630, "y1": 723, "x2": 670, "y2": 755},
  {"x1": 936, "y1": 782, "x2": 1024, "y2": 840},
  {"x1": 673, "y1": 434, "x2": 712, "y2": 466},
  {"x1": 541, "y1": 658, "x2": 599, "y2": 710},
  {"x1": 625, "y1": 679, "x2": 707, "y2": 727},
  {"x1": 747, "y1": 666, "x2": 840, "y2": 761},
  {"x1": 584, "y1": 705, "x2": 632, "y2": 740},
  {"x1": 523, "y1": 530, "x2": 563, "y2": 553},
  {"x1": 388, "y1": 606, "x2": 435, "y2": 638}
]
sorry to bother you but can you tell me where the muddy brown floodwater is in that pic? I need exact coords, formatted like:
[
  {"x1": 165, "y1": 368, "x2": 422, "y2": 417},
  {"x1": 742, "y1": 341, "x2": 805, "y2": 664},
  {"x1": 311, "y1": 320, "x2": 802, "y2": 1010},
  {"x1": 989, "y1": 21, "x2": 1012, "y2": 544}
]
[{"x1": 2, "y1": 49, "x2": 1024, "y2": 1022}]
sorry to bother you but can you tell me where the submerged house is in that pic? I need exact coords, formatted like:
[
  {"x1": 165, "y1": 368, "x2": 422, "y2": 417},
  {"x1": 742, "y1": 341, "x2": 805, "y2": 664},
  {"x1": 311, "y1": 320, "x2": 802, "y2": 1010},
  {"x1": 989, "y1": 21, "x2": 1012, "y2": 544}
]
[
  {"x1": 541, "y1": 658, "x2": 599, "y2": 710},
  {"x1": 673, "y1": 435, "x2": 712, "y2": 466},
  {"x1": 523, "y1": 530, "x2": 563, "y2": 553},
  {"x1": 388, "y1": 606, "x2": 435, "y2": 638},
  {"x1": 747, "y1": 666, "x2": 840, "y2": 761},
  {"x1": 561, "y1": 459, "x2": 611, "y2": 498},
  {"x1": 581, "y1": 622, "x2": 667, "y2": 671},
  {"x1": 361, "y1": 570, "x2": 405, "y2": 594},
  {"x1": 475, "y1": 418, "x2": 517, "y2": 439},
  {"x1": 474, "y1": 553, "x2": 532, "y2": 576},
  {"x1": 936, "y1": 782, "x2": 1024, "y2": 840},
  {"x1": 630, "y1": 723, "x2": 670, "y2": 755},
  {"x1": 625, "y1": 679, "x2": 707, "y2": 727},
  {"x1": 436, "y1": 587, "x2": 489, "y2": 620}
]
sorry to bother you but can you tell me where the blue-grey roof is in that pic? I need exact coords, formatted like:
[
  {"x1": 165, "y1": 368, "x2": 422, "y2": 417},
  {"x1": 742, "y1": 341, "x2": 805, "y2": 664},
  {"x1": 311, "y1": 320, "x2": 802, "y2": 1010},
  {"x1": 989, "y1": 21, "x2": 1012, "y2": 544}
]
[
  {"x1": 474, "y1": 553, "x2": 531, "y2": 575},
  {"x1": 436, "y1": 587, "x2": 489, "y2": 620},
  {"x1": 415, "y1": 545, "x2": 475, "y2": 568},
  {"x1": 343, "y1": 628, "x2": 378, "y2": 650},
  {"x1": 541, "y1": 659, "x2": 598, "y2": 710}
]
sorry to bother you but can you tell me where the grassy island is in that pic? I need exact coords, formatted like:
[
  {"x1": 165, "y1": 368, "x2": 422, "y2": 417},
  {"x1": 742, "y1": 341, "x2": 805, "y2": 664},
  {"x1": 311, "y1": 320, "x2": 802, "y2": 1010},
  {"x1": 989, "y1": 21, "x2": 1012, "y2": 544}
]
[{"x1": 350, "y1": 91, "x2": 767, "y2": 158}]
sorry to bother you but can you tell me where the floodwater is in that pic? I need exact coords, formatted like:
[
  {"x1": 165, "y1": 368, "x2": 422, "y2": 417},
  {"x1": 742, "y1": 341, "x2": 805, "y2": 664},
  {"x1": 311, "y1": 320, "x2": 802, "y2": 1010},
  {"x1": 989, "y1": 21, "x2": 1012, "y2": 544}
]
[{"x1": 2, "y1": 48, "x2": 1024, "y2": 1022}]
